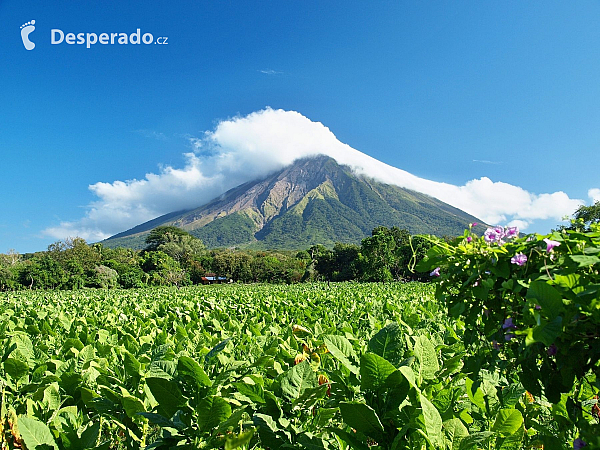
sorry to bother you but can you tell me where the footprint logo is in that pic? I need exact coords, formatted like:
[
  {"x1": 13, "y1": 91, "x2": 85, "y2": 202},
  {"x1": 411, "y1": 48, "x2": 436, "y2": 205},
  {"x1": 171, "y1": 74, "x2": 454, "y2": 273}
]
[{"x1": 20, "y1": 20, "x2": 36, "y2": 50}]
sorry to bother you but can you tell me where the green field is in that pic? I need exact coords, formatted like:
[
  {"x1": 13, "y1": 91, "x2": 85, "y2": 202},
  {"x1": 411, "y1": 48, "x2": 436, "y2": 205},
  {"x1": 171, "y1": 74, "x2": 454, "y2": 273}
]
[{"x1": 0, "y1": 282, "x2": 590, "y2": 449}]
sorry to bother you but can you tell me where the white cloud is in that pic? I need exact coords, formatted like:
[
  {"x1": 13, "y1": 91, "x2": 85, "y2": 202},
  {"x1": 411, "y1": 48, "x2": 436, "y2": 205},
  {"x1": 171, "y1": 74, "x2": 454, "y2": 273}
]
[
  {"x1": 589, "y1": 188, "x2": 600, "y2": 203},
  {"x1": 42, "y1": 108, "x2": 588, "y2": 241},
  {"x1": 506, "y1": 219, "x2": 530, "y2": 231},
  {"x1": 259, "y1": 69, "x2": 283, "y2": 75}
]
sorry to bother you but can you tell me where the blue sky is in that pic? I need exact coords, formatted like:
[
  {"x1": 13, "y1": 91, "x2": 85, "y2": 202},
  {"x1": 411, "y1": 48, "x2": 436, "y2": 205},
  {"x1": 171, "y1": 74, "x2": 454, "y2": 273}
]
[{"x1": 1, "y1": 1, "x2": 599, "y2": 253}]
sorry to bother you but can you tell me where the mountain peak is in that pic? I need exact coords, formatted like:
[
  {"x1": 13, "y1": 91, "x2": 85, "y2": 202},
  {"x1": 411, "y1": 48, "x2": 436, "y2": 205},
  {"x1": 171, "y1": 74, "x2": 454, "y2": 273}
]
[{"x1": 103, "y1": 156, "x2": 482, "y2": 250}]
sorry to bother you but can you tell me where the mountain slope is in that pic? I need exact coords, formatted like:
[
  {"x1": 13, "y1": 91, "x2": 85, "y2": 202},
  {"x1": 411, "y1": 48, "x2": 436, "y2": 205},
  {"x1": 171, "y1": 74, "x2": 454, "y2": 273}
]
[{"x1": 103, "y1": 156, "x2": 484, "y2": 249}]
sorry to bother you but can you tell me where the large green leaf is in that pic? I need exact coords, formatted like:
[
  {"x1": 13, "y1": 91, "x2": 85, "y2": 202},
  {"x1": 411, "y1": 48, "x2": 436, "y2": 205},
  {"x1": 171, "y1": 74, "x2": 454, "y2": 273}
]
[
  {"x1": 123, "y1": 350, "x2": 141, "y2": 377},
  {"x1": 360, "y1": 352, "x2": 403, "y2": 392},
  {"x1": 253, "y1": 413, "x2": 289, "y2": 450},
  {"x1": 459, "y1": 431, "x2": 494, "y2": 450},
  {"x1": 197, "y1": 395, "x2": 232, "y2": 432},
  {"x1": 122, "y1": 394, "x2": 146, "y2": 418},
  {"x1": 413, "y1": 335, "x2": 439, "y2": 381},
  {"x1": 529, "y1": 316, "x2": 563, "y2": 346},
  {"x1": 444, "y1": 418, "x2": 469, "y2": 450},
  {"x1": 465, "y1": 377, "x2": 486, "y2": 412},
  {"x1": 323, "y1": 335, "x2": 359, "y2": 375},
  {"x1": 296, "y1": 432, "x2": 330, "y2": 450},
  {"x1": 496, "y1": 425, "x2": 524, "y2": 450},
  {"x1": 178, "y1": 355, "x2": 212, "y2": 388},
  {"x1": 292, "y1": 384, "x2": 328, "y2": 410},
  {"x1": 367, "y1": 322, "x2": 404, "y2": 364},
  {"x1": 7, "y1": 332, "x2": 35, "y2": 367},
  {"x1": 234, "y1": 380, "x2": 265, "y2": 404},
  {"x1": 339, "y1": 402, "x2": 384, "y2": 440},
  {"x1": 420, "y1": 395, "x2": 443, "y2": 445},
  {"x1": 79, "y1": 421, "x2": 101, "y2": 449},
  {"x1": 526, "y1": 281, "x2": 564, "y2": 320},
  {"x1": 4, "y1": 358, "x2": 29, "y2": 382},
  {"x1": 565, "y1": 254, "x2": 600, "y2": 268},
  {"x1": 492, "y1": 409, "x2": 523, "y2": 437},
  {"x1": 280, "y1": 360, "x2": 317, "y2": 402},
  {"x1": 327, "y1": 428, "x2": 370, "y2": 450},
  {"x1": 18, "y1": 416, "x2": 58, "y2": 450},
  {"x1": 145, "y1": 377, "x2": 186, "y2": 418}
]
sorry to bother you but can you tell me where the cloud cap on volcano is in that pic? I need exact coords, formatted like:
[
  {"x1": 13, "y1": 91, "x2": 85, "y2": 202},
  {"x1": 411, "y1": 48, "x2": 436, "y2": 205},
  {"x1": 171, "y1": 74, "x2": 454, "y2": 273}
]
[{"x1": 42, "y1": 108, "x2": 585, "y2": 240}]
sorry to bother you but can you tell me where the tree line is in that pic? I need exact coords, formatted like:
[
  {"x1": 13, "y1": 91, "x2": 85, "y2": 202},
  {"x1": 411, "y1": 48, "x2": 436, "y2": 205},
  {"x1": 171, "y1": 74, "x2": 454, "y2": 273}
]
[{"x1": 0, "y1": 225, "x2": 433, "y2": 291}]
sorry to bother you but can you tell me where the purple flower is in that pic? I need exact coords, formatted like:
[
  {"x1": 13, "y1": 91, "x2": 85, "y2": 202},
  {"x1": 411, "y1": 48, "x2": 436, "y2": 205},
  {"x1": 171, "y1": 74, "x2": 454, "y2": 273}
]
[
  {"x1": 492, "y1": 340, "x2": 500, "y2": 350},
  {"x1": 430, "y1": 267, "x2": 440, "y2": 277},
  {"x1": 471, "y1": 222, "x2": 478, "y2": 227},
  {"x1": 484, "y1": 226, "x2": 508, "y2": 245},
  {"x1": 502, "y1": 318, "x2": 517, "y2": 330},
  {"x1": 504, "y1": 333, "x2": 516, "y2": 341},
  {"x1": 573, "y1": 438, "x2": 587, "y2": 449},
  {"x1": 466, "y1": 236, "x2": 472, "y2": 243},
  {"x1": 547, "y1": 344, "x2": 558, "y2": 356},
  {"x1": 484, "y1": 227, "x2": 501, "y2": 243},
  {"x1": 543, "y1": 238, "x2": 561, "y2": 253},
  {"x1": 505, "y1": 226, "x2": 519, "y2": 239},
  {"x1": 511, "y1": 253, "x2": 527, "y2": 266},
  {"x1": 534, "y1": 304, "x2": 542, "y2": 310}
]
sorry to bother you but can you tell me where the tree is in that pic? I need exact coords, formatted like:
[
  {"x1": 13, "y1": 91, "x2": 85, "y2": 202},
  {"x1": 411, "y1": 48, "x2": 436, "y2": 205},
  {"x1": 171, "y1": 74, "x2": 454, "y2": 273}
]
[
  {"x1": 0, "y1": 250, "x2": 20, "y2": 291},
  {"x1": 572, "y1": 201, "x2": 600, "y2": 230},
  {"x1": 19, "y1": 254, "x2": 67, "y2": 289},
  {"x1": 141, "y1": 251, "x2": 188, "y2": 286},
  {"x1": 360, "y1": 227, "x2": 397, "y2": 282},
  {"x1": 309, "y1": 245, "x2": 334, "y2": 280},
  {"x1": 157, "y1": 233, "x2": 205, "y2": 263},
  {"x1": 331, "y1": 243, "x2": 360, "y2": 281},
  {"x1": 92, "y1": 265, "x2": 119, "y2": 288},
  {"x1": 145, "y1": 226, "x2": 193, "y2": 251}
]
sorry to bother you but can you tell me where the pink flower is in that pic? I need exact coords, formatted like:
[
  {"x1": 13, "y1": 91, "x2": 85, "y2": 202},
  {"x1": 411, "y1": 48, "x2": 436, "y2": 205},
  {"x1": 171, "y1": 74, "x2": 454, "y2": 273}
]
[
  {"x1": 430, "y1": 267, "x2": 440, "y2": 277},
  {"x1": 510, "y1": 253, "x2": 527, "y2": 266},
  {"x1": 505, "y1": 226, "x2": 519, "y2": 239},
  {"x1": 543, "y1": 238, "x2": 561, "y2": 252},
  {"x1": 485, "y1": 227, "x2": 503, "y2": 244}
]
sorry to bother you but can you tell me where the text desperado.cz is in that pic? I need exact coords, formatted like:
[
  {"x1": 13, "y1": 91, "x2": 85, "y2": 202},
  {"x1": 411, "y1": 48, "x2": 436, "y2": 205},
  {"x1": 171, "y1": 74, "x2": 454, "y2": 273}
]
[{"x1": 51, "y1": 29, "x2": 168, "y2": 48}]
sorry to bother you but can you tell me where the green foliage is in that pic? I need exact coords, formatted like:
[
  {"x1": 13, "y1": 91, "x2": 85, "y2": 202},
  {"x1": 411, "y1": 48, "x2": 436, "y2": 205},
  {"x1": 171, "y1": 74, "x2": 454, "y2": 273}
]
[
  {"x1": 0, "y1": 281, "x2": 549, "y2": 449},
  {"x1": 157, "y1": 233, "x2": 205, "y2": 263},
  {"x1": 418, "y1": 222, "x2": 600, "y2": 447},
  {"x1": 572, "y1": 200, "x2": 600, "y2": 230},
  {"x1": 192, "y1": 212, "x2": 257, "y2": 248},
  {"x1": 145, "y1": 226, "x2": 194, "y2": 251},
  {"x1": 141, "y1": 251, "x2": 188, "y2": 286},
  {"x1": 92, "y1": 265, "x2": 119, "y2": 288}
]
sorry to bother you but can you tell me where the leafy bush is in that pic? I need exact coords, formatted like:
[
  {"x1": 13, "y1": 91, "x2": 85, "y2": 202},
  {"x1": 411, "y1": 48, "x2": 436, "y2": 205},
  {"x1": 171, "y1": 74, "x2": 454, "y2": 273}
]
[{"x1": 418, "y1": 222, "x2": 600, "y2": 448}]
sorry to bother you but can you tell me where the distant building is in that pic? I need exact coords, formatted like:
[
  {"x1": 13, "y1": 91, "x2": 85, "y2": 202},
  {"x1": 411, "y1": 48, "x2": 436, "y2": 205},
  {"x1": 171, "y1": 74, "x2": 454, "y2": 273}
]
[{"x1": 200, "y1": 273, "x2": 228, "y2": 284}]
